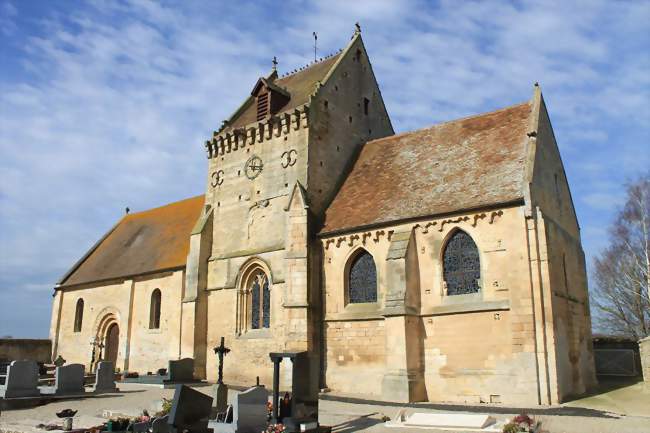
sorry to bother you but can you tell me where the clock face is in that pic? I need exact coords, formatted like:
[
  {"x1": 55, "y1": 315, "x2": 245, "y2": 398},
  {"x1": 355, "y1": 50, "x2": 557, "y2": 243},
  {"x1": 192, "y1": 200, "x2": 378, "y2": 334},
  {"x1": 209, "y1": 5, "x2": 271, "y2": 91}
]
[{"x1": 244, "y1": 155, "x2": 264, "y2": 179}]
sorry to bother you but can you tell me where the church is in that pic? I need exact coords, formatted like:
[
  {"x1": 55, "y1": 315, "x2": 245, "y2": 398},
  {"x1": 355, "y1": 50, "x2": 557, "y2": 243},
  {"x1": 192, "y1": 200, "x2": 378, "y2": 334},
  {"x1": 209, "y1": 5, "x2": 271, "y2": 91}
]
[{"x1": 49, "y1": 28, "x2": 596, "y2": 405}]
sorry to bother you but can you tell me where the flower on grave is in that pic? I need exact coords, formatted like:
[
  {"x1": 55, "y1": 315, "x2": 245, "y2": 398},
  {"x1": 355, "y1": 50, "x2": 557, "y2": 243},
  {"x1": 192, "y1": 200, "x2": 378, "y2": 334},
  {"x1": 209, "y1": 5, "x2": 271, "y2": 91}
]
[
  {"x1": 264, "y1": 423, "x2": 286, "y2": 433},
  {"x1": 502, "y1": 413, "x2": 537, "y2": 433}
]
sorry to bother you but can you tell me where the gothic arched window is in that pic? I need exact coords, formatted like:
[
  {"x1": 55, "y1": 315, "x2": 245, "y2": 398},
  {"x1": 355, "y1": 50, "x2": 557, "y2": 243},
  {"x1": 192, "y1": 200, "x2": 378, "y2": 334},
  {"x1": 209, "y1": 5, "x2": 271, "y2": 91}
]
[
  {"x1": 249, "y1": 271, "x2": 270, "y2": 329},
  {"x1": 74, "y1": 298, "x2": 84, "y2": 332},
  {"x1": 347, "y1": 250, "x2": 377, "y2": 304},
  {"x1": 443, "y1": 230, "x2": 481, "y2": 296},
  {"x1": 149, "y1": 289, "x2": 161, "y2": 329}
]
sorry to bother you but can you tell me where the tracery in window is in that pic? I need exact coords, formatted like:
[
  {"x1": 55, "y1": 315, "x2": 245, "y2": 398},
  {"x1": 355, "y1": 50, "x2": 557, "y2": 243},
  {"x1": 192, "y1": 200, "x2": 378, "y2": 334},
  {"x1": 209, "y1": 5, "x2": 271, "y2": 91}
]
[
  {"x1": 248, "y1": 270, "x2": 270, "y2": 330},
  {"x1": 74, "y1": 298, "x2": 84, "y2": 332},
  {"x1": 443, "y1": 230, "x2": 481, "y2": 296},
  {"x1": 347, "y1": 250, "x2": 377, "y2": 304}
]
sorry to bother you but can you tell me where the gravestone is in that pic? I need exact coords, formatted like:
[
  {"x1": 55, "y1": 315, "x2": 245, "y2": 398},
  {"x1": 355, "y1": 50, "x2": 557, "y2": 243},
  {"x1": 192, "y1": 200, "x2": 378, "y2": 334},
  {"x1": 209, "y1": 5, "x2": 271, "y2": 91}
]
[
  {"x1": 209, "y1": 385, "x2": 268, "y2": 433},
  {"x1": 53, "y1": 355, "x2": 66, "y2": 367},
  {"x1": 94, "y1": 361, "x2": 118, "y2": 393},
  {"x1": 167, "y1": 358, "x2": 194, "y2": 382},
  {"x1": 152, "y1": 415, "x2": 170, "y2": 433},
  {"x1": 269, "y1": 352, "x2": 320, "y2": 433},
  {"x1": 0, "y1": 360, "x2": 40, "y2": 398},
  {"x1": 41, "y1": 363, "x2": 85, "y2": 395},
  {"x1": 167, "y1": 384, "x2": 212, "y2": 433}
]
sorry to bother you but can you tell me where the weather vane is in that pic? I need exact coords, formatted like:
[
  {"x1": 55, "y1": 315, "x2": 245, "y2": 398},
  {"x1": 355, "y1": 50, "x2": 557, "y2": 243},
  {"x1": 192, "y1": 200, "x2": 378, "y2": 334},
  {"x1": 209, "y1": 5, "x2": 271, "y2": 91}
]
[{"x1": 313, "y1": 32, "x2": 318, "y2": 62}]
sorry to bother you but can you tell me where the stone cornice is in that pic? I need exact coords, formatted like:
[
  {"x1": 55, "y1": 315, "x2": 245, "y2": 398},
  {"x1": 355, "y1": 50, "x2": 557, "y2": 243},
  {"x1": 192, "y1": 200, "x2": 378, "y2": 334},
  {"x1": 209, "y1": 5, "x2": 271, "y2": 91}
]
[{"x1": 205, "y1": 104, "x2": 310, "y2": 159}]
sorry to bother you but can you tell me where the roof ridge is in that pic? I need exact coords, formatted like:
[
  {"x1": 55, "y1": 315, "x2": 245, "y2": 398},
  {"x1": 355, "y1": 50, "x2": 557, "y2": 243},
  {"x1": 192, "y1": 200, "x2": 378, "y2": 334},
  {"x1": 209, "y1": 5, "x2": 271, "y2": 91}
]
[
  {"x1": 367, "y1": 101, "x2": 531, "y2": 146},
  {"x1": 126, "y1": 194, "x2": 204, "y2": 218},
  {"x1": 277, "y1": 50, "x2": 342, "y2": 80}
]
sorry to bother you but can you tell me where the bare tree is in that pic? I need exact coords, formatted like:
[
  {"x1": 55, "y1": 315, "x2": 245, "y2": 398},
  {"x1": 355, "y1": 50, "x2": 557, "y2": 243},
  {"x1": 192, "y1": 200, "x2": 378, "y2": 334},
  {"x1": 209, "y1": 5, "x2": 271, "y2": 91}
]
[{"x1": 591, "y1": 173, "x2": 650, "y2": 340}]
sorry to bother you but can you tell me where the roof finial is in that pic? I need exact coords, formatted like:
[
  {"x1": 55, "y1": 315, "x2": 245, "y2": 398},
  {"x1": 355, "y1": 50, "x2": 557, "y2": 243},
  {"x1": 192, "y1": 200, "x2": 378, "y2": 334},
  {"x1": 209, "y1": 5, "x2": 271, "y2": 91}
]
[
  {"x1": 125, "y1": 207, "x2": 130, "y2": 214},
  {"x1": 313, "y1": 32, "x2": 318, "y2": 62},
  {"x1": 354, "y1": 22, "x2": 361, "y2": 35},
  {"x1": 272, "y1": 56, "x2": 278, "y2": 71}
]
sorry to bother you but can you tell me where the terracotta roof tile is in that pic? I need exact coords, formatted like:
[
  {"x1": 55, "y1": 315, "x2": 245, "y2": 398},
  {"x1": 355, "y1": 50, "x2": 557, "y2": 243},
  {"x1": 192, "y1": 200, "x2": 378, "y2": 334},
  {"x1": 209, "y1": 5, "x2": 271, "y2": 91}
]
[
  {"x1": 60, "y1": 195, "x2": 205, "y2": 287},
  {"x1": 320, "y1": 102, "x2": 533, "y2": 235},
  {"x1": 226, "y1": 54, "x2": 341, "y2": 129}
]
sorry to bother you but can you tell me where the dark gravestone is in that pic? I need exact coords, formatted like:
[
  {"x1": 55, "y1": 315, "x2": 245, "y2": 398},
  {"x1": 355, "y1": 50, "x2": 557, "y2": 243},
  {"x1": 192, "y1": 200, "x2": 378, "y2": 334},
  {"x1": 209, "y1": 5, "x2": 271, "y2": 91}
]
[
  {"x1": 269, "y1": 352, "x2": 320, "y2": 433},
  {"x1": 168, "y1": 384, "x2": 212, "y2": 433},
  {"x1": 167, "y1": 358, "x2": 194, "y2": 382},
  {"x1": 39, "y1": 363, "x2": 85, "y2": 396},
  {"x1": 94, "y1": 361, "x2": 118, "y2": 393},
  {"x1": 0, "y1": 360, "x2": 40, "y2": 398}
]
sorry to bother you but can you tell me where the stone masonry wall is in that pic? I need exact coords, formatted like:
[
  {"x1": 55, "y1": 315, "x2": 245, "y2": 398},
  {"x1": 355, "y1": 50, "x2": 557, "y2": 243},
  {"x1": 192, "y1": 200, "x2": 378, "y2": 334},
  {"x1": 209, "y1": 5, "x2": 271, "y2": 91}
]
[
  {"x1": 324, "y1": 319, "x2": 386, "y2": 397},
  {"x1": 640, "y1": 336, "x2": 650, "y2": 382}
]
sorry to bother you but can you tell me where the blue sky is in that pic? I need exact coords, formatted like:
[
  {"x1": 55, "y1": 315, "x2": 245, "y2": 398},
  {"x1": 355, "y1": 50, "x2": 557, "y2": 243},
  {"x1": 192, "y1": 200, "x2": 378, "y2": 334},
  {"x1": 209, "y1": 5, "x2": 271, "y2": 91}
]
[{"x1": 1, "y1": 0, "x2": 648, "y2": 338}]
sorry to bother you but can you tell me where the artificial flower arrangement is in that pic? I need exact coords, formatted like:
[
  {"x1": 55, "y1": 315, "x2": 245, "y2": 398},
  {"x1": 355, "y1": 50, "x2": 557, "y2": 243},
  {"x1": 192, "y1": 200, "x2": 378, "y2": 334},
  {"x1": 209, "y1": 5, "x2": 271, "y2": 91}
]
[{"x1": 502, "y1": 413, "x2": 541, "y2": 433}]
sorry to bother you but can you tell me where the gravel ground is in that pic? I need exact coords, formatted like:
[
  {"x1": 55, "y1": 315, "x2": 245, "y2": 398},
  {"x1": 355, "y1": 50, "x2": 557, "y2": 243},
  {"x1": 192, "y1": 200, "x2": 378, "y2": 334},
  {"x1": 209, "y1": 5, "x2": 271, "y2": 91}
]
[{"x1": 1, "y1": 382, "x2": 648, "y2": 433}]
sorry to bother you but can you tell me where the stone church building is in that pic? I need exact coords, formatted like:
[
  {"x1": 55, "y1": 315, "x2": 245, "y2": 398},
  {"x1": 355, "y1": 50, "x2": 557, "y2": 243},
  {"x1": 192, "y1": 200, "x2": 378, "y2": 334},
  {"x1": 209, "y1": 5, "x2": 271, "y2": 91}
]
[{"x1": 50, "y1": 29, "x2": 596, "y2": 405}]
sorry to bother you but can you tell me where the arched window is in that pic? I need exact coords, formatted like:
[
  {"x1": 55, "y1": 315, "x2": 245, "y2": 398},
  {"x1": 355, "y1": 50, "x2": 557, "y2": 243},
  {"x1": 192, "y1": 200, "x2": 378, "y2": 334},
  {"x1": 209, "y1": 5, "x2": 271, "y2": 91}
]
[
  {"x1": 347, "y1": 250, "x2": 377, "y2": 304},
  {"x1": 74, "y1": 298, "x2": 84, "y2": 332},
  {"x1": 149, "y1": 289, "x2": 161, "y2": 329},
  {"x1": 248, "y1": 270, "x2": 270, "y2": 330},
  {"x1": 443, "y1": 230, "x2": 481, "y2": 295}
]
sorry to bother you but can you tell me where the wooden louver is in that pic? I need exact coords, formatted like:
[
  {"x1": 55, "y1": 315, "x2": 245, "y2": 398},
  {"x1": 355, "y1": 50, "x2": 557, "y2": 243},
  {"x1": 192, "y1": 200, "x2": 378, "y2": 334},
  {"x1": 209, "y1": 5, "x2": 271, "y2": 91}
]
[{"x1": 256, "y1": 92, "x2": 269, "y2": 121}]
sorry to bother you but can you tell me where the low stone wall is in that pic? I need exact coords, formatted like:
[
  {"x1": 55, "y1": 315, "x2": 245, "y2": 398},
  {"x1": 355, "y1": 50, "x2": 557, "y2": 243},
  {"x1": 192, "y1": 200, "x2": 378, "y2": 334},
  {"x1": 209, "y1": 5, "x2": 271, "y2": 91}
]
[
  {"x1": 0, "y1": 338, "x2": 52, "y2": 364},
  {"x1": 640, "y1": 336, "x2": 650, "y2": 382}
]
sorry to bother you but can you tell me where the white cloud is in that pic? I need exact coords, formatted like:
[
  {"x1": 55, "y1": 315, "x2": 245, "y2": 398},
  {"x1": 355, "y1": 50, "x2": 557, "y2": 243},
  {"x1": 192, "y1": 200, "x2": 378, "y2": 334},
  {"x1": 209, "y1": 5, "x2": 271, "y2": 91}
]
[{"x1": 1, "y1": 0, "x2": 648, "y2": 336}]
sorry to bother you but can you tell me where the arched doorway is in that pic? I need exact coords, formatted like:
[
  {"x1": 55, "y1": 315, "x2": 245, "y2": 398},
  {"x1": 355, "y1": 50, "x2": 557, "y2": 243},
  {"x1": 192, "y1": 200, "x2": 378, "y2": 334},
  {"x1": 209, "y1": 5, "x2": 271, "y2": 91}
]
[{"x1": 104, "y1": 323, "x2": 119, "y2": 365}]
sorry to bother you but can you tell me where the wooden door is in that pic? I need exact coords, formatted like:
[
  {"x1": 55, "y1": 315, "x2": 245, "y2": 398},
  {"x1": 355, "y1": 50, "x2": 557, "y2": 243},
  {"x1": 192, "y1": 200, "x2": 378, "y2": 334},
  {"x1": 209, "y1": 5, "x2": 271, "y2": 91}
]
[{"x1": 104, "y1": 323, "x2": 119, "y2": 364}]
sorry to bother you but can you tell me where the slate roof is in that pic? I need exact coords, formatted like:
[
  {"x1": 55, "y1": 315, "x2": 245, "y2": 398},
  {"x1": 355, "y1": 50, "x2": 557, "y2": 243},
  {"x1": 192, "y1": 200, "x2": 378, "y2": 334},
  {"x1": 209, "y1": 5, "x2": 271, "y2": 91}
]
[
  {"x1": 225, "y1": 54, "x2": 341, "y2": 130},
  {"x1": 320, "y1": 102, "x2": 533, "y2": 235},
  {"x1": 59, "y1": 195, "x2": 205, "y2": 287}
]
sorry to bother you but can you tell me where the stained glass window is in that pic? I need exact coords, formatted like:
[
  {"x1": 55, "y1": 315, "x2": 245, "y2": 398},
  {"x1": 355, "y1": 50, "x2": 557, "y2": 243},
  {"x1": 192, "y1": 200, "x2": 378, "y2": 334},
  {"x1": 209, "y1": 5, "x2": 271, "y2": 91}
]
[
  {"x1": 262, "y1": 279, "x2": 270, "y2": 328},
  {"x1": 251, "y1": 278, "x2": 260, "y2": 329},
  {"x1": 348, "y1": 250, "x2": 377, "y2": 303},
  {"x1": 443, "y1": 231, "x2": 480, "y2": 295},
  {"x1": 249, "y1": 271, "x2": 270, "y2": 330}
]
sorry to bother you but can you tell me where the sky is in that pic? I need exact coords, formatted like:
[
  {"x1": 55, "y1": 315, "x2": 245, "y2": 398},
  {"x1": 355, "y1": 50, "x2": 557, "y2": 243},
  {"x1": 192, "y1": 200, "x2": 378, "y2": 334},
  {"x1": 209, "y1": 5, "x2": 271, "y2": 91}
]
[{"x1": 0, "y1": 0, "x2": 648, "y2": 338}]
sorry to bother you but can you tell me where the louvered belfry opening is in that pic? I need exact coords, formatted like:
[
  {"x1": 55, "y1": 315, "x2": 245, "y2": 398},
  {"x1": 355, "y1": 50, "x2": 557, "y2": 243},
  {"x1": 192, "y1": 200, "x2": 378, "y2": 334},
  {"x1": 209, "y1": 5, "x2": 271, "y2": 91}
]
[{"x1": 256, "y1": 91, "x2": 269, "y2": 121}]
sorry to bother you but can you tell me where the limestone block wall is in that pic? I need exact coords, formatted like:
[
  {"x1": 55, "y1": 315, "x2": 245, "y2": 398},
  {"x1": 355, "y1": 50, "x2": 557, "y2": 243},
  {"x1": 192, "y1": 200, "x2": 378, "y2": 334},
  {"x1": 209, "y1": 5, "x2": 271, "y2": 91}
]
[
  {"x1": 205, "y1": 113, "x2": 309, "y2": 261},
  {"x1": 307, "y1": 34, "x2": 393, "y2": 216},
  {"x1": 0, "y1": 339, "x2": 52, "y2": 364},
  {"x1": 126, "y1": 271, "x2": 184, "y2": 373},
  {"x1": 204, "y1": 249, "x2": 289, "y2": 387},
  {"x1": 52, "y1": 279, "x2": 132, "y2": 369},
  {"x1": 640, "y1": 336, "x2": 650, "y2": 382},
  {"x1": 321, "y1": 205, "x2": 548, "y2": 404},
  {"x1": 324, "y1": 319, "x2": 385, "y2": 396},
  {"x1": 543, "y1": 215, "x2": 596, "y2": 400},
  {"x1": 204, "y1": 284, "x2": 285, "y2": 387},
  {"x1": 51, "y1": 270, "x2": 184, "y2": 373}
]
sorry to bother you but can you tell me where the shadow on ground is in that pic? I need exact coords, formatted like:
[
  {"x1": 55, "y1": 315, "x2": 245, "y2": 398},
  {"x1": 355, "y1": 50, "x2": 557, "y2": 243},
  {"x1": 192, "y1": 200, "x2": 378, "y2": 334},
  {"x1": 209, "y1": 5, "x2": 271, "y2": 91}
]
[
  {"x1": 320, "y1": 395, "x2": 620, "y2": 419},
  {"x1": 329, "y1": 413, "x2": 382, "y2": 433}
]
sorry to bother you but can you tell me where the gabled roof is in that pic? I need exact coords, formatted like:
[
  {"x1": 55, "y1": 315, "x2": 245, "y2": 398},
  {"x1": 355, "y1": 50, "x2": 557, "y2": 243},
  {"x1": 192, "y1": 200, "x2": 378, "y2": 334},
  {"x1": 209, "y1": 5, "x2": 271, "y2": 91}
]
[
  {"x1": 320, "y1": 101, "x2": 533, "y2": 235},
  {"x1": 59, "y1": 195, "x2": 205, "y2": 287},
  {"x1": 224, "y1": 54, "x2": 341, "y2": 130}
]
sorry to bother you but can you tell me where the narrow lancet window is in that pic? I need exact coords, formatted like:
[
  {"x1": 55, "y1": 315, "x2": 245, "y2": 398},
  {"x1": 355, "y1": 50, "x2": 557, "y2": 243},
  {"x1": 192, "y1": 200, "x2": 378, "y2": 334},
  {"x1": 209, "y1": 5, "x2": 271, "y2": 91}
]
[
  {"x1": 74, "y1": 298, "x2": 84, "y2": 332},
  {"x1": 149, "y1": 289, "x2": 161, "y2": 329},
  {"x1": 249, "y1": 270, "x2": 270, "y2": 330}
]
